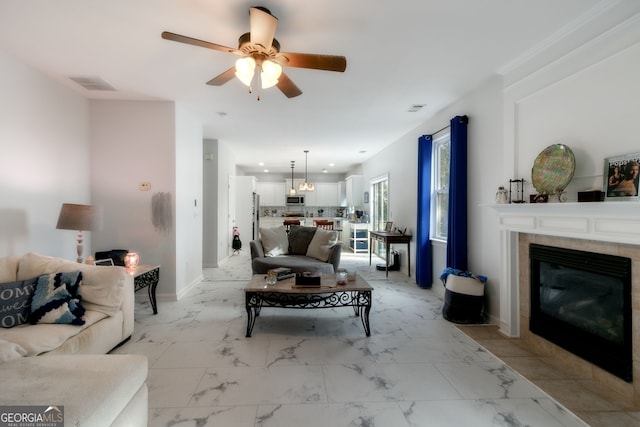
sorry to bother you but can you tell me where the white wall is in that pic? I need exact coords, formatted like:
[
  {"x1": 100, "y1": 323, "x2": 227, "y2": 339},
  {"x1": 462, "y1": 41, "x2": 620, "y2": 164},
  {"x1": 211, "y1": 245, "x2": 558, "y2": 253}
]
[
  {"x1": 358, "y1": 13, "x2": 640, "y2": 326},
  {"x1": 359, "y1": 75, "x2": 505, "y2": 312},
  {"x1": 90, "y1": 100, "x2": 178, "y2": 299},
  {"x1": 203, "y1": 139, "x2": 219, "y2": 268},
  {"x1": 175, "y1": 105, "x2": 204, "y2": 298},
  {"x1": 202, "y1": 138, "x2": 239, "y2": 267},
  {"x1": 360, "y1": 129, "x2": 418, "y2": 277},
  {"x1": 214, "y1": 140, "x2": 237, "y2": 263},
  {"x1": 0, "y1": 49, "x2": 205, "y2": 301},
  {"x1": 234, "y1": 176, "x2": 256, "y2": 247},
  {"x1": 0, "y1": 50, "x2": 92, "y2": 259},
  {"x1": 510, "y1": 42, "x2": 640, "y2": 198}
]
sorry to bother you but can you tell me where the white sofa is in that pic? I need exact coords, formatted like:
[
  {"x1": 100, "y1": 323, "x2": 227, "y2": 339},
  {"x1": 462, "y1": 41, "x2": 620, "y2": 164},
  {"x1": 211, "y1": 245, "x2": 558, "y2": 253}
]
[
  {"x1": 0, "y1": 252, "x2": 134, "y2": 355},
  {"x1": 0, "y1": 253, "x2": 147, "y2": 427}
]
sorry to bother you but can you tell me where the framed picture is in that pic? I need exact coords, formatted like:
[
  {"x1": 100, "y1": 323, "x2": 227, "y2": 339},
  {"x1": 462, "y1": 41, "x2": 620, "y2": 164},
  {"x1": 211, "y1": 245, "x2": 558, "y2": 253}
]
[
  {"x1": 384, "y1": 221, "x2": 393, "y2": 232},
  {"x1": 604, "y1": 153, "x2": 640, "y2": 201},
  {"x1": 94, "y1": 258, "x2": 114, "y2": 266}
]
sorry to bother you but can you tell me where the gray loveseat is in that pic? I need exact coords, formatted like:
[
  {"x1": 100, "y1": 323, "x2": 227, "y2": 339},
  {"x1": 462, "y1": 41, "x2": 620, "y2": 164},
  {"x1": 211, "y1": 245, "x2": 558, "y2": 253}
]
[{"x1": 250, "y1": 225, "x2": 343, "y2": 274}]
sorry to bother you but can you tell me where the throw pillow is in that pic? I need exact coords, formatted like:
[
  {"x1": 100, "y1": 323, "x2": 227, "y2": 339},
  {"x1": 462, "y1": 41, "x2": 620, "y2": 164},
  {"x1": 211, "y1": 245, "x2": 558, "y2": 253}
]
[
  {"x1": 0, "y1": 256, "x2": 20, "y2": 283},
  {"x1": 0, "y1": 278, "x2": 37, "y2": 328},
  {"x1": 288, "y1": 226, "x2": 317, "y2": 255},
  {"x1": 29, "y1": 271, "x2": 85, "y2": 326},
  {"x1": 17, "y1": 253, "x2": 125, "y2": 317},
  {"x1": 260, "y1": 226, "x2": 289, "y2": 256},
  {"x1": 306, "y1": 228, "x2": 339, "y2": 262}
]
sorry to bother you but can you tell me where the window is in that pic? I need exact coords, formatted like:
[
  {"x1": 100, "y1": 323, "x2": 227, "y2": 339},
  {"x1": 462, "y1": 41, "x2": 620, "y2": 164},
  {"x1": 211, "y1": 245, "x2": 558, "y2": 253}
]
[{"x1": 431, "y1": 133, "x2": 450, "y2": 241}]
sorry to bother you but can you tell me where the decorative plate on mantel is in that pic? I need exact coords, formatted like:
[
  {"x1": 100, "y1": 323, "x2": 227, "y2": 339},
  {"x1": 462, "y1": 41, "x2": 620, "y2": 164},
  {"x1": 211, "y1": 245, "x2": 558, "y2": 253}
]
[{"x1": 531, "y1": 144, "x2": 576, "y2": 195}]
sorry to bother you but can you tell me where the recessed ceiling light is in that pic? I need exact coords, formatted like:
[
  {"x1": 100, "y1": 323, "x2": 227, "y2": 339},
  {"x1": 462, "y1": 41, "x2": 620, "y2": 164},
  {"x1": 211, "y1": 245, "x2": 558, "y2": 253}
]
[
  {"x1": 408, "y1": 104, "x2": 425, "y2": 112},
  {"x1": 258, "y1": 162, "x2": 264, "y2": 166},
  {"x1": 322, "y1": 169, "x2": 327, "y2": 173},
  {"x1": 359, "y1": 150, "x2": 367, "y2": 154},
  {"x1": 263, "y1": 169, "x2": 269, "y2": 173},
  {"x1": 329, "y1": 163, "x2": 335, "y2": 167}
]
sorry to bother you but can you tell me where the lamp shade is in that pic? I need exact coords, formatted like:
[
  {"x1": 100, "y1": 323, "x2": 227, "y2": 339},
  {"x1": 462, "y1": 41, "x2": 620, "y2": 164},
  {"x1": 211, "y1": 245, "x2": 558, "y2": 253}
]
[
  {"x1": 235, "y1": 57, "x2": 256, "y2": 87},
  {"x1": 260, "y1": 60, "x2": 282, "y2": 89},
  {"x1": 56, "y1": 203, "x2": 102, "y2": 231}
]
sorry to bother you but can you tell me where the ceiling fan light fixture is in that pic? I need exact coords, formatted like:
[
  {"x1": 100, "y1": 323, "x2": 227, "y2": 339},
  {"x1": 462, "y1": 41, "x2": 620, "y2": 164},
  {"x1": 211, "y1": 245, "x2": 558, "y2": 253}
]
[
  {"x1": 260, "y1": 60, "x2": 282, "y2": 89},
  {"x1": 235, "y1": 57, "x2": 256, "y2": 86}
]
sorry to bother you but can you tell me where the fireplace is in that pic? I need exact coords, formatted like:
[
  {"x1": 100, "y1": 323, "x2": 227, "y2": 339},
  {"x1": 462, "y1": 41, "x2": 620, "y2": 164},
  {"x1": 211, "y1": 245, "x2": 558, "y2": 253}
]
[{"x1": 529, "y1": 243, "x2": 632, "y2": 382}]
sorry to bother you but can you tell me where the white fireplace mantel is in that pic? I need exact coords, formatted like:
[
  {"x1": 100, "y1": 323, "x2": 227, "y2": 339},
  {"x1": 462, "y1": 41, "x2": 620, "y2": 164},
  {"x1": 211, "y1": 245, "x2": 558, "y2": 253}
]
[
  {"x1": 489, "y1": 202, "x2": 640, "y2": 337},
  {"x1": 491, "y1": 202, "x2": 640, "y2": 245}
]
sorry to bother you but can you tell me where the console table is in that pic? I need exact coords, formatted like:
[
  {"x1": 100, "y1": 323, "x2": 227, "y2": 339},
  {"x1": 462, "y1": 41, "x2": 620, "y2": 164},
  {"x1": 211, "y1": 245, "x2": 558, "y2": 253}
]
[
  {"x1": 128, "y1": 264, "x2": 160, "y2": 314},
  {"x1": 244, "y1": 274, "x2": 373, "y2": 337},
  {"x1": 369, "y1": 231, "x2": 412, "y2": 277}
]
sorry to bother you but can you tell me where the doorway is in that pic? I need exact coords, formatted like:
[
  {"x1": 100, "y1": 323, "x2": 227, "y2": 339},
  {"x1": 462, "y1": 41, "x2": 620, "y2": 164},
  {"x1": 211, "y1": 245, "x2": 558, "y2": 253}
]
[{"x1": 371, "y1": 174, "x2": 389, "y2": 257}]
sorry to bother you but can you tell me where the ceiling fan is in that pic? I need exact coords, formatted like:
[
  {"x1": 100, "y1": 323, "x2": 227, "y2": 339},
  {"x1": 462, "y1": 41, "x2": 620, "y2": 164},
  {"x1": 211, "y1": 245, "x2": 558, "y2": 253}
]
[{"x1": 161, "y1": 6, "x2": 347, "y2": 98}]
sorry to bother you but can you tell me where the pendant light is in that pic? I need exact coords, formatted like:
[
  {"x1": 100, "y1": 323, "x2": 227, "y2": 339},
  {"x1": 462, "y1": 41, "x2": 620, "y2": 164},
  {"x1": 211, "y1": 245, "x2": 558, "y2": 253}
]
[
  {"x1": 299, "y1": 150, "x2": 315, "y2": 191},
  {"x1": 289, "y1": 161, "x2": 297, "y2": 195}
]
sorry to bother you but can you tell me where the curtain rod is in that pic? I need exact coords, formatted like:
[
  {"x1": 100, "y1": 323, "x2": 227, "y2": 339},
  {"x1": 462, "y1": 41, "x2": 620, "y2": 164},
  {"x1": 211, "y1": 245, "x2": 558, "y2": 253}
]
[{"x1": 430, "y1": 125, "x2": 450, "y2": 136}]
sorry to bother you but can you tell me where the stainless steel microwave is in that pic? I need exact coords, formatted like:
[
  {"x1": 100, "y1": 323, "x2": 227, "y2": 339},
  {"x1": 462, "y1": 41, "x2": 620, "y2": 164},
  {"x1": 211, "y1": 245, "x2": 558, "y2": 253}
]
[{"x1": 286, "y1": 195, "x2": 305, "y2": 206}]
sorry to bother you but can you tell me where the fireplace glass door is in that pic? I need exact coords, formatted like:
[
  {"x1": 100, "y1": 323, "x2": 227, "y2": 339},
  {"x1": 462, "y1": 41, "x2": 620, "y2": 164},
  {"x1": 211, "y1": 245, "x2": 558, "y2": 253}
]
[{"x1": 530, "y1": 244, "x2": 632, "y2": 382}]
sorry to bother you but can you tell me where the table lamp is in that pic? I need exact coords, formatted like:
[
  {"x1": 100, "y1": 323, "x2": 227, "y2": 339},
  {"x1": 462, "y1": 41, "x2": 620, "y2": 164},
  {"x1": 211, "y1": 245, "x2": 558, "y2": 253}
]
[{"x1": 56, "y1": 203, "x2": 103, "y2": 263}]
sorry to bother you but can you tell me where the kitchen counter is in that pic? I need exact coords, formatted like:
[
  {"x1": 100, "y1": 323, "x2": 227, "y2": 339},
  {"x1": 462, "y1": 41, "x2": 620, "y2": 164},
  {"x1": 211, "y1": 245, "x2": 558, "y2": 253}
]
[{"x1": 258, "y1": 217, "x2": 351, "y2": 245}]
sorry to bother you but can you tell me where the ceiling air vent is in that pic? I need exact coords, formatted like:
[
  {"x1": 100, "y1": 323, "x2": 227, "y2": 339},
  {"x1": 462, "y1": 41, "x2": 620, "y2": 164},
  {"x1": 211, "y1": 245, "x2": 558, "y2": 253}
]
[
  {"x1": 408, "y1": 104, "x2": 425, "y2": 112},
  {"x1": 68, "y1": 76, "x2": 115, "y2": 91}
]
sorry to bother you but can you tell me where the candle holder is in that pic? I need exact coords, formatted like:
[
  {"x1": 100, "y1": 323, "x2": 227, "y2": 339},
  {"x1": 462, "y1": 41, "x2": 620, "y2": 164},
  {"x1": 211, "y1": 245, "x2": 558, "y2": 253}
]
[{"x1": 124, "y1": 252, "x2": 140, "y2": 269}]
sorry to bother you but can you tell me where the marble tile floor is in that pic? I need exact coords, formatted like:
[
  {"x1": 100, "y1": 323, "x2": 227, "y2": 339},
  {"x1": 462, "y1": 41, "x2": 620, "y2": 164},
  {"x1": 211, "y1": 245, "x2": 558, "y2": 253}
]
[
  {"x1": 457, "y1": 325, "x2": 640, "y2": 427},
  {"x1": 114, "y1": 250, "x2": 588, "y2": 426}
]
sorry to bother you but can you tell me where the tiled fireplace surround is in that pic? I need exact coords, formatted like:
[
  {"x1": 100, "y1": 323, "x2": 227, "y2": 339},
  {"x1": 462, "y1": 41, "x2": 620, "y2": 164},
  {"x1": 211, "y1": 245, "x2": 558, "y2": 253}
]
[{"x1": 493, "y1": 202, "x2": 640, "y2": 405}]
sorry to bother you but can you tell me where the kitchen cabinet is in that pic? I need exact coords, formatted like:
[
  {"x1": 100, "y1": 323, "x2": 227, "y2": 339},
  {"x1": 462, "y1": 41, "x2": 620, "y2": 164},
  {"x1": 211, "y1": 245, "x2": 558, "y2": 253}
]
[
  {"x1": 346, "y1": 175, "x2": 363, "y2": 206},
  {"x1": 301, "y1": 187, "x2": 317, "y2": 206},
  {"x1": 348, "y1": 222, "x2": 370, "y2": 253},
  {"x1": 256, "y1": 181, "x2": 285, "y2": 206},
  {"x1": 338, "y1": 181, "x2": 347, "y2": 206},
  {"x1": 279, "y1": 180, "x2": 343, "y2": 207},
  {"x1": 313, "y1": 182, "x2": 339, "y2": 206}
]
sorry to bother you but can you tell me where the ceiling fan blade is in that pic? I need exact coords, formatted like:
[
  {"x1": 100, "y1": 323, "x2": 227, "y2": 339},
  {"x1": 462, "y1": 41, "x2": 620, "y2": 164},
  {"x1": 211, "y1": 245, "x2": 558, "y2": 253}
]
[
  {"x1": 161, "y1": 31, "x2": 240, "y2": 55},
  {"x1": 277, "y1": 52, "x2": 346, "y2": 72},
  {"x1": 276, "y1": 72, "x2": 302, "y2": 98},
  {"x1": 249, "y1": 7, "x2": 277, "y2": 51},
  {"x1": 206, "y1": 67, "x2": 236, "y2": 86}
]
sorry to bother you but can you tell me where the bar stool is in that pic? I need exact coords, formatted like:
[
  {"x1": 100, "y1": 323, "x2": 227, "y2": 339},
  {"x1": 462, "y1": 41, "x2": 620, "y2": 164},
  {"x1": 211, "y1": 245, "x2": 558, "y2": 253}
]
[
  {"x1": 313, "y1": 219, "x2": 334, "y2": 230},
  {"x1": 283, "y1": 219, "x2": 300, "y2": 232}
]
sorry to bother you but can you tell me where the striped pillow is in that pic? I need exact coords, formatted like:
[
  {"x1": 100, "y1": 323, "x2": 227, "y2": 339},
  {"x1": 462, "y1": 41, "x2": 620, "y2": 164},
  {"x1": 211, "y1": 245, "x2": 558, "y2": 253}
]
[{"x1": 29, "y1": 271, "x2": 85, "y2": 325}]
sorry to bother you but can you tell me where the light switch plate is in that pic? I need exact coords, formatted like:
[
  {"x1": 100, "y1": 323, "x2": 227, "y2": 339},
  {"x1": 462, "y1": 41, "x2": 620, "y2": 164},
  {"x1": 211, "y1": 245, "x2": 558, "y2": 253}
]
[{"x1": 139, "y1": 182, "x2": 151, "y2": 191}]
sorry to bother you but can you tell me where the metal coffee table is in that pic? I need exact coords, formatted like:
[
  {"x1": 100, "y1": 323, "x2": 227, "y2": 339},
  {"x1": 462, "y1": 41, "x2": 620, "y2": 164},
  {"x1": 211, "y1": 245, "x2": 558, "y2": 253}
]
[{"x1": 244, "y1": 274, "x2": 373, "y2": 337}]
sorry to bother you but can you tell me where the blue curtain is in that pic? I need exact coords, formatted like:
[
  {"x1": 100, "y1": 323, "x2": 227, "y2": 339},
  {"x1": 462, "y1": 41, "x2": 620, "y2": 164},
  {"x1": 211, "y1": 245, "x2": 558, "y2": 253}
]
[
  {"x1": 416, "y1": 135, "x2": 433, "y2": 288},
  {"x1": 446, "y1": 115, "x2": 469, "y2": 271}
]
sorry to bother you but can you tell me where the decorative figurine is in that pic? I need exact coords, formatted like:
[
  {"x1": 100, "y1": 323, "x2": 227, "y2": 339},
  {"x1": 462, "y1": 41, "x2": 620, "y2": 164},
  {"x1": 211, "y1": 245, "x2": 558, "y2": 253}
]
[{"x1": 495, "y1": 186, "x2": 508, "y2": 204}]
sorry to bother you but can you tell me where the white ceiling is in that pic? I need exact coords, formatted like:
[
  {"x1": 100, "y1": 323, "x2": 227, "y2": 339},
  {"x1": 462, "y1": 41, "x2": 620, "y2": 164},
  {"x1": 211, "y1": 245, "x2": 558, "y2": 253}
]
[{"x1": 0, "y1": 0, "x2": 618, "y2": 175}]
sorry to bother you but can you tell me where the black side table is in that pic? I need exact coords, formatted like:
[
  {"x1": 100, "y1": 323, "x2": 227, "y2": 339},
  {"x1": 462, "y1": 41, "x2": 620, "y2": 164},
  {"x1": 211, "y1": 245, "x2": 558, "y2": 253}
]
[{"x1": 129, "y1": 265, "x2": 160, "y2": 314}]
